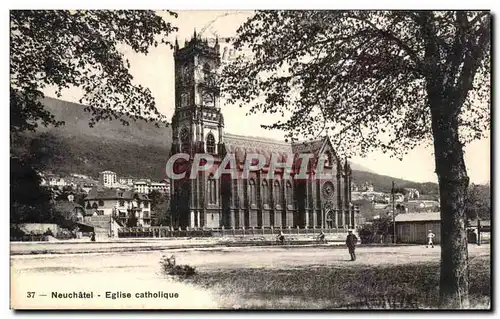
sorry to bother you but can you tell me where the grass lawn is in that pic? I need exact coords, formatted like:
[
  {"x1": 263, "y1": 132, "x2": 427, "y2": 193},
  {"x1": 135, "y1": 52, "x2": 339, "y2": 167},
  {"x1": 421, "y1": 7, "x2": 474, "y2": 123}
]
[{"x1": 186, "y1": 254, "x2": 490, "y2": 309}]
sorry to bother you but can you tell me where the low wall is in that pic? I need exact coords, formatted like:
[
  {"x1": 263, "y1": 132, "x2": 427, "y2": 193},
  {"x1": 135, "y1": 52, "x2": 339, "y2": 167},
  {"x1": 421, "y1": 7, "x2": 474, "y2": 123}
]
[{"x1": 118, "y1": 226, "x2": 353, "y2": 240}]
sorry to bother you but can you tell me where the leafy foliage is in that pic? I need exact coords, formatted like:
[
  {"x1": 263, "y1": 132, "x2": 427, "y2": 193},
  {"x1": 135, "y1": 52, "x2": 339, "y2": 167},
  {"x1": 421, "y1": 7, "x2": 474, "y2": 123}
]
[
  {"x1": 10, "y1": 156, "x2": 55, "y2": 224},
  {"x1": 464, "y1": 183, "x2": 490, "y2": 220},
  {"x1": 149, "y1": 190, "x2": 171, "y2": 226},
  {"x1": 10, "y1": 10, "x2": 178, "y2": 228},
  {"x1": 358, "y1": 216, "x2": 394, "y2": 244},
  {"x1": 10, "y1": 10, "x2": 178, "y2": 135},
  {"x1": 222, "y1": 11, "x2": 490, "y2": 158},
  {"x1": 222, "y1": 11, "x2": 490, "y2": 307}
]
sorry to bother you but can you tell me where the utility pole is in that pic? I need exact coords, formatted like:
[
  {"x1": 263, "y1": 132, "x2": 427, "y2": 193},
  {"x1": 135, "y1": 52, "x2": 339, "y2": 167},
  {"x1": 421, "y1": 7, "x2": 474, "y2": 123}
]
[
  {"x1": 477, "y1": 217, "x2": 481, "y2": 246},
  {"x1": 392, "y1": 181, "x2": 396, "y2": 244}
]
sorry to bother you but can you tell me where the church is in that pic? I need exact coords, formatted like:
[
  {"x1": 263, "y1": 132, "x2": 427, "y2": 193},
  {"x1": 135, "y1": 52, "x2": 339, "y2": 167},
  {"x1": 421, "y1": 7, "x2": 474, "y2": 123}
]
[{"x1": 169, "y1": 33, "x2": 355, "y2": 230}]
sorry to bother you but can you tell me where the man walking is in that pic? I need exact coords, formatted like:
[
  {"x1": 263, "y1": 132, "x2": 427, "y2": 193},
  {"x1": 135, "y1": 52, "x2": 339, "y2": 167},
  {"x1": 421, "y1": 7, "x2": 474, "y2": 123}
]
[
  {"x1": 426, "y1": 230, "x2": 435, "y2": 248},
  {"x1": 346, "y1": 230, "x2": 358, "y2": 261}
]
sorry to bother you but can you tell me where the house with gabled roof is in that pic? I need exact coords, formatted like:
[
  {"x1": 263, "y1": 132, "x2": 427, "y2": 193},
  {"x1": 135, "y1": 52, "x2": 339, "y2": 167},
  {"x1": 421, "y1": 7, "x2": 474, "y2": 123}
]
[{"x1": 84, "y1": 187, "x2": 152, "y2": 227}]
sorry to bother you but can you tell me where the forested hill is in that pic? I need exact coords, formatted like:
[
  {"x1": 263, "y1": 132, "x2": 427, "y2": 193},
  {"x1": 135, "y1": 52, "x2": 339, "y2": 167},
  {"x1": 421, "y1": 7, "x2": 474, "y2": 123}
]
[
  {"x1": 11, "y1": 97, "x2": 439, "y2": 193},
  {"x1": 13, "y1": 96, "x2": 172, "y2": 180}
]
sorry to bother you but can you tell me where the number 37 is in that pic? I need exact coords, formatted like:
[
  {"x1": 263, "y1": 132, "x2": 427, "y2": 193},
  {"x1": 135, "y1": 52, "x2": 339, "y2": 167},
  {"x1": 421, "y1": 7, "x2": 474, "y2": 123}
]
[{"x1": 27, "y1": 292, "x2": 35, "y2": 298}]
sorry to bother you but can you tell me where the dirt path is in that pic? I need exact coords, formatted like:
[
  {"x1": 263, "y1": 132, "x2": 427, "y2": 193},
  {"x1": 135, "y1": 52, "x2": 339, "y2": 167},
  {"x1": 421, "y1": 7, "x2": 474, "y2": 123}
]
[{"x1": 10, "y1": 244, "x2": 490, "y2": 309}]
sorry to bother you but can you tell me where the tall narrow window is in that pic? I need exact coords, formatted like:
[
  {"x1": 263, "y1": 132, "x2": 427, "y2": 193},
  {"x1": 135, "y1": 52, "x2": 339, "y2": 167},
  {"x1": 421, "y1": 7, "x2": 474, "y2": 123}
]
[
  {"x1": 208, "y1": 175, "x2": 217, "y2": 204},
  {"x1": 262, "y1": 180, "x2": 269, "y2": 207},
  {"x1": 180, "y1": 128, "x2": 190, "y2": 153},
  {"x1": 286, "y1": 181, "x2": 293, "y2": 206},
  {"x1": 324, "y1": 151, "x2": 333, "y2": 167},
  {"x1": 206, "y1": 133, "x2": 216, "y2": 154},
  {"x1": 249, "y1": 179, "x2": 256, "y2": 206},
  {"x1": 273, "y1": 180, "x2": 281, "y2": 207}
]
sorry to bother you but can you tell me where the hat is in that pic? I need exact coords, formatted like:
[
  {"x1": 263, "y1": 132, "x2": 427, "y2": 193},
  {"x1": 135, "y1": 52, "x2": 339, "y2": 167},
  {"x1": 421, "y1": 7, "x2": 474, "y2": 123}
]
[
  {"x1": 348, "y1": 229, "x2": 353, "y2": 233},
  {"x1": 428, "y1": 230, "x2": 432, "y2": 232}
]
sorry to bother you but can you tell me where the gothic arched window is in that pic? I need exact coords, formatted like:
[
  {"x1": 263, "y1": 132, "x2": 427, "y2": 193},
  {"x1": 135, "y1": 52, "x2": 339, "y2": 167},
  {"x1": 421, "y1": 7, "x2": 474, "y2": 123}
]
[
  {"x1": 262, "y1": 180, "x2": 269, "y2": 207},
  {"x1": 324, "y1": 151, "x2": 333, "y2": 167},
  {"x1": 181, "y1": 92, "x2": 189, "y2": 107},
  {"x1": 249, "y1": 179, "x2": 257, "y2": 206},
  {"x1": 286, "y1": 181, "x2": 293, "y2": 206},
  {"x1": 206, "y1": 133, "x2": 216, "y2": 154},
  {"x1": 180, "y1": 128, "x2": 190, "y2": 153},
  {"x1": 273, "y1": 180, "x2": 281, "y2": 206},
  {"x1": 208, "y1": 174, "x2": 217, "y2": 205}
]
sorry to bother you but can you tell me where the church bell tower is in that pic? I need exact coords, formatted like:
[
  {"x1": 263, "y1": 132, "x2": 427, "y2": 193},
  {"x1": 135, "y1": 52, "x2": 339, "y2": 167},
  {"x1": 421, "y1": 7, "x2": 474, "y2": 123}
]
[
  {"x1": 170, "y1": 31, "x2": 224, "y2": 158},
  {"x1": 170, "y1": 31, "x2": 225, "y2": 228}
]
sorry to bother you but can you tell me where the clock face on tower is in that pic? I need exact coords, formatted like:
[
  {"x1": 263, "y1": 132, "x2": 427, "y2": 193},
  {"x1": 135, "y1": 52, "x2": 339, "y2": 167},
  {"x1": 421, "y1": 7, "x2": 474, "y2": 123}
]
[{"x1": 202, "y1": 92, "x2": 214, "y2": 107}]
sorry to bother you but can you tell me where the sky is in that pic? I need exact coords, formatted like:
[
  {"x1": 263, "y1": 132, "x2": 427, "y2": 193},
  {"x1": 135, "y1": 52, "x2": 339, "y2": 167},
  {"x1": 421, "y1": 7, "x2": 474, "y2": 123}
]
[{"x1": 47, "y1": 10, "x2": 491, "y2": 185}]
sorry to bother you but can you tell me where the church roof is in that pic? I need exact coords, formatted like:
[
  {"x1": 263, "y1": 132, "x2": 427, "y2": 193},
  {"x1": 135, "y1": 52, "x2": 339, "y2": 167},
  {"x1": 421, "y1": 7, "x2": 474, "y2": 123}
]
[{"x1": 223, "y1": 133, "x2": 333, "y2": 168}]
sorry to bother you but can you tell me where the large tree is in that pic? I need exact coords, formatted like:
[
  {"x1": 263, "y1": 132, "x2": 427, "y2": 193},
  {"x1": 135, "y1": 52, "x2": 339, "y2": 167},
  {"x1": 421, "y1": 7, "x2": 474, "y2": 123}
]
[
  {"x1": 222, "y1": 11, "x2": 490, "y2": 308},
  {"x1": 10, "y1": 10, "x2": 177, "y2": 134},
  {"x1": 10, "y1": 10, "x2": 177, "y2": 224}
]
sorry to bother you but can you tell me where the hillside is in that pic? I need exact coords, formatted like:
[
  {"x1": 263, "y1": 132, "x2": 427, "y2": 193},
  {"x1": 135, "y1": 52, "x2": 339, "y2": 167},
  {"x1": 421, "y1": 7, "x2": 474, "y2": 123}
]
[
  {"x1": 13, "y1": 97, "x2": 172, "y2": 180},
  {"x1": 12, "y1": 97, "x2": 439, "y2": 193}
]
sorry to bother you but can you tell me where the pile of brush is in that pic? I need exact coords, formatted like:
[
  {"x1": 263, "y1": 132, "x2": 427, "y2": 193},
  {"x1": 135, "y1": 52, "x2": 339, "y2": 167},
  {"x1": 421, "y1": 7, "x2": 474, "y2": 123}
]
[{"x1": 160, "y1": 254, "x2": 196, "y2": 278}]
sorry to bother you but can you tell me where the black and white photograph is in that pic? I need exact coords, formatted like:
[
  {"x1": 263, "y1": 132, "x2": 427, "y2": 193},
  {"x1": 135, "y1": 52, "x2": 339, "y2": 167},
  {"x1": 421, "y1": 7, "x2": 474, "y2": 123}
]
[{"x1": 8, "y1": 7, "x2": 491, "y2": 311}]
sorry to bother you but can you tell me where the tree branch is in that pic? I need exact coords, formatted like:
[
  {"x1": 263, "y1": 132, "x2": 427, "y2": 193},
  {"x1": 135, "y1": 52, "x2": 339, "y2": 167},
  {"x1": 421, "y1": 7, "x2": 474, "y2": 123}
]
[{"x1": 346, "y1": 13, "x2": 423, "y2": 73}]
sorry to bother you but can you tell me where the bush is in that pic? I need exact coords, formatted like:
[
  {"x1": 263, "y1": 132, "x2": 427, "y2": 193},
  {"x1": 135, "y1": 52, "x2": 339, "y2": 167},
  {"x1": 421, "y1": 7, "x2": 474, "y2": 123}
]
[
  {"x1": 43, "y1": 228, "x2": 54, "y2": 237},
  {"x1": 160, "y1": 254, "x2": 196, "y2": 278}
]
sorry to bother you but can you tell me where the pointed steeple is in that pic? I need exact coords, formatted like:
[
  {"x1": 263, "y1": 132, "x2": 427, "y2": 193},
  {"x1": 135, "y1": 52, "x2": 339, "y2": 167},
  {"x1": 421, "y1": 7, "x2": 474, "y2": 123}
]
[
  {"x1": 214, "y1": 35, "x2": 220, "y2": 53},
  {"x1": 174, "y1": 37, "x2": 179, "y2": 51},
  {"x1": 193, "y1": 28, "x2": 197, "y2": 39}
]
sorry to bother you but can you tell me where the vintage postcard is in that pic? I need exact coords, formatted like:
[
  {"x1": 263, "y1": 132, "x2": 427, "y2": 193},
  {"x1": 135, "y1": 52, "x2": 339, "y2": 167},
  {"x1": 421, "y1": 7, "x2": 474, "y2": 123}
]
[{"x1": 10, "y1": 9, "x2": 491, "y2": 310}]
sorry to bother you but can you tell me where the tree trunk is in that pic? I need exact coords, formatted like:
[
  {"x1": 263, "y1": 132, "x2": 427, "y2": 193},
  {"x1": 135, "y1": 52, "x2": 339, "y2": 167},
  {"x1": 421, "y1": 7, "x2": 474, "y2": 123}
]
[{"x1": 429, "y1": 96, "x2": 470, "y2": 309}]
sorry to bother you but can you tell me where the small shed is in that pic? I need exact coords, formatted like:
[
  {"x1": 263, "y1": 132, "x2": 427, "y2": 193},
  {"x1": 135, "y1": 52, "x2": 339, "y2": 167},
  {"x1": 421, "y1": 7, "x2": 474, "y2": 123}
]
[{"x1": 395, "y1": 212, "x2": 441, "y2": 244}]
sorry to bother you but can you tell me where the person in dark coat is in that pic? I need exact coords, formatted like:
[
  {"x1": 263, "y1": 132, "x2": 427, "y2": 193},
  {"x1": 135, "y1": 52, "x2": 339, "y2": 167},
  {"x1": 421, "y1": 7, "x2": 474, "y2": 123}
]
[{"x1": 346, "y1": 230, "x2": 358, "y2": 261}]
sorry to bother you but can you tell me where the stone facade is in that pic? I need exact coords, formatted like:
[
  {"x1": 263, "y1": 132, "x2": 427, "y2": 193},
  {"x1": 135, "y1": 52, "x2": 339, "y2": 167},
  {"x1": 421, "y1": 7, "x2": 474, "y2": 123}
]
[{"x1": 169, "y1": 33, "x2": 354, "y2": 229}]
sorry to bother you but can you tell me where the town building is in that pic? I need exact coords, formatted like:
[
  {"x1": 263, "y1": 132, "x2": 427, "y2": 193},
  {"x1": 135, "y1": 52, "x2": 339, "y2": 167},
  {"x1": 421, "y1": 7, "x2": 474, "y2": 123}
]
[
  {"x1": 54, "y1": 200, "x2": 87, "y2": 223},
  {"x1": 84, "y1": 187, "x2": 152, "y2": 227},
  {"x1": 404, "y1": 188, "x2": 420, "y2": 200},
  {"x1": 42, "y1": 174, "x2": 68, "y2": 188},
  {"x1": 401, "y1": 200, "x2": 440, "y2": 213},
  {"x1": 134, "y1": 180, "x2": 150, "y2": 194},
  {"x1": 99, "y1": 170, "x2": 117, "y2": 188},
  {"x1": 150, "y1": 180, "x2": 170, "y2": 194},
  {"x1": 360, "y1": 182, "x2": 374, "y2": 192},
  {"x1": 169, "y1": 33, "x2": 354, "y2": 230},
  {"x1": 118, "y1": 177, "x2": 136, "y2": 186},
  {"x1": 351, "y1": 183, "x2": 359, "y2": 192}
]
